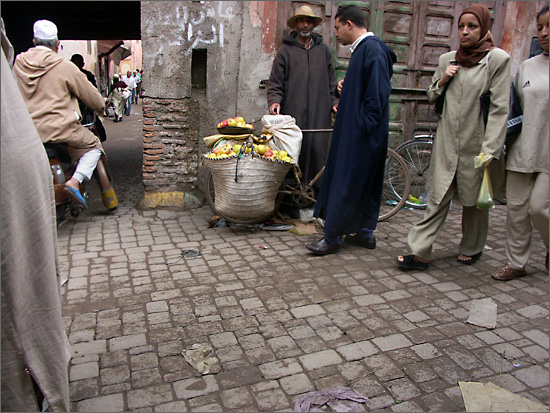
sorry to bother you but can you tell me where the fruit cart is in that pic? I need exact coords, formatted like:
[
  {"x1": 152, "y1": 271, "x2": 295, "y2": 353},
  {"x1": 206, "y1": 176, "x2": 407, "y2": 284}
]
[{"x1": 203, "y1": 117, "x2": 411, "y2": 224}]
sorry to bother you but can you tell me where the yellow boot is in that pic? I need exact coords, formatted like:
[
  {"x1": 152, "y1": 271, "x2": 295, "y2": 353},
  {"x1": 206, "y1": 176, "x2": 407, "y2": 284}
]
[{"x1": 101, "y1": 187, "x2": 118, "y2": 210}]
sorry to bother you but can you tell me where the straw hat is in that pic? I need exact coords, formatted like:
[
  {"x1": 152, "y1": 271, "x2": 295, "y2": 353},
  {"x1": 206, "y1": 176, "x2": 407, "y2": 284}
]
[{"x1": 287, "y1": 5, "x2": 322, "y2": 28}]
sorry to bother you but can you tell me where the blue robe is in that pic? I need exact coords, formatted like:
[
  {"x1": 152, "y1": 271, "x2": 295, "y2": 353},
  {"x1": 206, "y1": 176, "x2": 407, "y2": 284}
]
[{"x1": 314, "y1": 35, "x2": 396, "y2": 237}]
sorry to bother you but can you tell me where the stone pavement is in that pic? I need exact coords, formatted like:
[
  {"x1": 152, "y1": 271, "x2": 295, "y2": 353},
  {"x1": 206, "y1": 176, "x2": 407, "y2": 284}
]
[{"x1": 58, "y1": 103, "x2": 549, "y2": 412}]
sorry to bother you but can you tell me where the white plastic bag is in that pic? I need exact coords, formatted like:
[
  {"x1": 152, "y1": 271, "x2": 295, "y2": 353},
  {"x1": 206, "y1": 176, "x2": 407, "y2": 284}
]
[
  {"x1": 122, "y1": 89, "x2": 131, "y2": 100},
  {"x1": 261, "y1": 115, "x2": 302, "y2": 164}
]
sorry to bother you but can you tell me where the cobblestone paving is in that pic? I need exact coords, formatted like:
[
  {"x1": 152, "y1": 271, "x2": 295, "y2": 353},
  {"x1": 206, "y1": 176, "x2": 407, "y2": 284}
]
[{"x1": 59, "y1": 104, "x2": 549, "y2": 412}]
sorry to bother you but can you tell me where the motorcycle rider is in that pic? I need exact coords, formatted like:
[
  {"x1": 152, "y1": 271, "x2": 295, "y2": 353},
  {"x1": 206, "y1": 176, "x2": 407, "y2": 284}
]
[
  {"x1": 70, "y1": 53, "x2": 108, "y2": 142},
  {"x1": 13, "y1": 19, "x2": 106, "y2": 209}
]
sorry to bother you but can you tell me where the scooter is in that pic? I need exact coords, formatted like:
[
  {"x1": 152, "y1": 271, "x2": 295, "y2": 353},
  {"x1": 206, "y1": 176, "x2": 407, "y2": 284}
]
[{"x1": 45, "y1": 114, "x2": 118, "y2": 225}]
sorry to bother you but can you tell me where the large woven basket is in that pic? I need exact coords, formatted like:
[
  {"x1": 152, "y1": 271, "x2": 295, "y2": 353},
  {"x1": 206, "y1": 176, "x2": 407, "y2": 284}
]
[{"x1": 204, "y1": 154, "x2": 291, "y2": 221}]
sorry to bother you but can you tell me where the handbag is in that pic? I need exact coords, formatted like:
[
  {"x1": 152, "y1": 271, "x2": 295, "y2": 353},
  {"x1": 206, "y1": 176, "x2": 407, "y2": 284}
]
[
  {"x1": 434, "y1": 82, "x2": 449, "y2": 115},
  {"x1": 506, "y1": 81, "x2": 523, "y2": 137},
  {"x1": 479, "y1": 51, "x2": 492, "y2": 126}
]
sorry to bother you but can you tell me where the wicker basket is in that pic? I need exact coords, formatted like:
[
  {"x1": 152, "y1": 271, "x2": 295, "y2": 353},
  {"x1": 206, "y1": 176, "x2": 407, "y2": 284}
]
[{"x1": 204, "y1": 153, "x2": 291, "y2": 221}]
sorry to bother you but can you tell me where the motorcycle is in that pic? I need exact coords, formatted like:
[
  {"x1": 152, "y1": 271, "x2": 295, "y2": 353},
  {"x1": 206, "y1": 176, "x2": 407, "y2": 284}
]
[{"x1": 45, "y1": 114, "x2": 118, "y2": 225}]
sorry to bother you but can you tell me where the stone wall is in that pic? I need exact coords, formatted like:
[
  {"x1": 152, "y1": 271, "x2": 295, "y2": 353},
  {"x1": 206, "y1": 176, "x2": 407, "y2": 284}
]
[
  {"x1": 140, "y1": 1, "x2": 278, "y2": 207},
  {"x1": 141, "y1": 97, "x2": 200, "y2": 195}
]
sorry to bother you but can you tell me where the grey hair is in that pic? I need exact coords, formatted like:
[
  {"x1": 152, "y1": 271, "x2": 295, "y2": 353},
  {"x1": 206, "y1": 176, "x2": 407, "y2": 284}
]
[{"x1": 34, "y1": 37, "x2": 58, "y2": 48}]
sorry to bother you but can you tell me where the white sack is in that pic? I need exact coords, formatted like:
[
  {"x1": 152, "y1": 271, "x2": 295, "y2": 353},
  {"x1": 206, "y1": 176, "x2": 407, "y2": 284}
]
[{"x1": 261, "y1": 114, "x2": 302, "y2": 163}]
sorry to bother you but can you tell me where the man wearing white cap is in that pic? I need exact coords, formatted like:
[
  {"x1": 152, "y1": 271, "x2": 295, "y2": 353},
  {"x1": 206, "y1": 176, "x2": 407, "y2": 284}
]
[
  {"x1": 13, "y1": 19, "x2": 106, "y2": 209},
  {"x1": 267, "y1": 5, "x2": 338, "y2": 217}
]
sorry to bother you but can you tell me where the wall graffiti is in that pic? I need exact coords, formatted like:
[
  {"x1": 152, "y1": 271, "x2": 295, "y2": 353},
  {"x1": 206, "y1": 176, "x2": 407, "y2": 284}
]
[{"x1": 144, "y1": 2, "x2": 236, "y2": 62}]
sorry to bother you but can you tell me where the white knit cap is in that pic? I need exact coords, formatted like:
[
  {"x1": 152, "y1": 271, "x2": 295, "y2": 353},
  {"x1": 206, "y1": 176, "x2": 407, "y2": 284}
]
[{"x1": 33, "y1": 20, "x2": 58, "y2": 40}]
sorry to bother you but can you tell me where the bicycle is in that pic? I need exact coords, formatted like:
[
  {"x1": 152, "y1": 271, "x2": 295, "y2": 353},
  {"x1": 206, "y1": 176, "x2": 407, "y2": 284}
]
[
  {"x1": 394, "y1": 131, "x2": 434, "y2": 210},
  {"x1": 205, "y1": 129, "x2": 411, "y2": 224}
]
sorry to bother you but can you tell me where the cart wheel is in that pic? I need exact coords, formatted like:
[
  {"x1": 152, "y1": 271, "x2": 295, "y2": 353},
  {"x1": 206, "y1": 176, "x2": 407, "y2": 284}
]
[
  {"x1": 290, "y1": 183, "x2": 316, "y2": 208},
  {"x1": 205, "y1": 171, "x2": 284, "y2": 225}
]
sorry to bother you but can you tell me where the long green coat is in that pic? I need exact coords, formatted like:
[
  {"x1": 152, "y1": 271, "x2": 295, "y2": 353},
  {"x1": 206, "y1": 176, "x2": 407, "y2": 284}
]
[{"x1": 427, "y1": 48, "x2": 510, "y2": 206}]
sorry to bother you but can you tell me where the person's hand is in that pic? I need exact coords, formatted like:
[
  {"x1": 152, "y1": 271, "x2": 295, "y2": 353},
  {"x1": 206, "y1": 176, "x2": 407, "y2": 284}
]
[
  {"x1": 474, "y1": 153, "x2": 494, "y2": 168},
  {"x1": 439, "y1": 64, "x2": 460, "y2": 88},
  {"x1": 337, "y1": 78, "x2": 345, "y2": 94},
  {"x1": 332, "y1": 104, "x2": 338, "y2": 113},
  {"x1": 269, "y1": 103, "x2": 281, "y2": 115}
]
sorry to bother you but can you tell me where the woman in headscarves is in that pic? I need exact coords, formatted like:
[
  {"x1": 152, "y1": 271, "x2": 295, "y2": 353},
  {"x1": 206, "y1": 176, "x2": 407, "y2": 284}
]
[
  {"x1": 396, "y1": 4, "x2": 510, "y2": 270},
  {"x1": 107, "y1": 73, "x2": 127, "y2": 122}
]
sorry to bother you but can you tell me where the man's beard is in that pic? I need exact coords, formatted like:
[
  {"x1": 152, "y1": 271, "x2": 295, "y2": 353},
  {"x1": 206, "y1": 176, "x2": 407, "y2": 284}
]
[{"x1": 299, "y1": 29, "x2": 312, "y2": 38}]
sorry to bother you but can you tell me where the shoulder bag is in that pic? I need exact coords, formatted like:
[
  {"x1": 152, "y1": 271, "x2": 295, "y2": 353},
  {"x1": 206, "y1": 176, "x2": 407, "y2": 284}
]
[
  {"x1": 434, "y1": 82, "x2": 449, "y2": 115},
  {"x1": 479, "y1": 51, "x2": 492, "y2": 126},
  {"x1": 434, "y1": 58, "x2": 458, "y2": 115},
  {"x1": 506, "y1": 81, "x2": 523, "y2": 137}
]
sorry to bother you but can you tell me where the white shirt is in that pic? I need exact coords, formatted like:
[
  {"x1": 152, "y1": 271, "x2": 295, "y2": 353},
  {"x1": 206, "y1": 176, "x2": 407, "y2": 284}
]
[
  {"x1": 122, "y1": 75, "x2": 137, "y2": 90},
  {"x1": 350, "y1": 32, "x2": 374, "y2": 54}
]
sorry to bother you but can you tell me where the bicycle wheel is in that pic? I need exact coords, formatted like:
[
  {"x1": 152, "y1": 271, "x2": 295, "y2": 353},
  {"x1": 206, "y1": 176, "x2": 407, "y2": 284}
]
[
  {"x1": 378, "y1": 148, "x2": 411, "y2": 221},
  {"x1": 205, "y1": 171, "x2": 283, "y2": 225},
  {"x1": 395, "y1": 138, "x2": 433, "y2": 209}
]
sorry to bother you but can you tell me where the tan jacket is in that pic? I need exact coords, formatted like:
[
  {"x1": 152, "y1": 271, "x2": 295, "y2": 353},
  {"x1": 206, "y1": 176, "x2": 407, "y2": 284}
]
[
  {"x1": 427, "y1": 48, "x2": 511, "y2": 206},
  {"x1": 13, "y1": 46, "x2": 105, "y2": 159}
]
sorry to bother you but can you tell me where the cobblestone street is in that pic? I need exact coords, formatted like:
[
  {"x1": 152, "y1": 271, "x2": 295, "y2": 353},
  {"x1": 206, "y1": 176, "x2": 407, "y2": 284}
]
[{"x1": 58, "y1": 103, "x2": 549, "y2": 412}]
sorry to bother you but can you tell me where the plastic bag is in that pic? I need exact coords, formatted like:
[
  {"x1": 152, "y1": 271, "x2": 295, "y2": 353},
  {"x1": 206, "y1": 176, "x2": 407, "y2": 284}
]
[
  {"x1": 476, "y1": 166, "x2": 495, "y2": 209},
  {"x1": 122, "y1": 89, "x2": 131, "y2": 100},
  {"x1": 474, "y1": 153, "x2": 494, "y2": 168},
  {"x1": 261, "y1": 115, "x2": 302, "y2": 163}
]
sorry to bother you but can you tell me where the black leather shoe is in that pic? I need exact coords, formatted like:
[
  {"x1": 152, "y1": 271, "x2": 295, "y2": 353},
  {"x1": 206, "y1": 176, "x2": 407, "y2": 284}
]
[
  {"x1": 305, "y1": 238, "x2": 340, "y2": 256},
  {"x1": 347, "y1": 234, "x2": 376, "y2": 249}
]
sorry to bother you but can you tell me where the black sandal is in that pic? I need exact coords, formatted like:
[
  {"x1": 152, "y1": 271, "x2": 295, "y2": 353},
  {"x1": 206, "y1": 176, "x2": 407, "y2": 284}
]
[
  {"x1": 457, "y1": 252, "x2": 482, "y2": 265},
  {"x1": 395, "y1": 255, "x2": 429, "y2": 270}
]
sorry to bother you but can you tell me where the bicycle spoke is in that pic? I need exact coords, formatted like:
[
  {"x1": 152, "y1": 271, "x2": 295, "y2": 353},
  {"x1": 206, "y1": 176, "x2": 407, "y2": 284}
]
[
  {"x1": 395, "y1": 139, "x2": 433, "y2": 210},
  {"x1": 379, "y1": 149, "x2": 410, "y2": 221}
]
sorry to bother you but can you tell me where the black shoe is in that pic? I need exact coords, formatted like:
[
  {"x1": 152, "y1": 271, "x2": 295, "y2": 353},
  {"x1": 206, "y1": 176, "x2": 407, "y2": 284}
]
[
  {"x1": 456, "y1": 251, "x2": 482, "y2": 265},
  {"x1": 395, "y1": 255, "x2": 429, "y2": 271},
  {"x1": 305, "y1": 237, "x2": 340, "y2": 256},
  {"x1": 347, "y1": 234, "x2": 376, "y2": 249}
]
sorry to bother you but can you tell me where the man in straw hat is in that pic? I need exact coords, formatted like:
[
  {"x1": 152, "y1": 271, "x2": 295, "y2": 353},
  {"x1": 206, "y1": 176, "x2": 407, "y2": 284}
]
[
  {"x1": 13, "y1": 19, "x2": 106, "y2": 210},
  {"x1": 267, "y1": 5, "x2": 338, "y2": 217}
]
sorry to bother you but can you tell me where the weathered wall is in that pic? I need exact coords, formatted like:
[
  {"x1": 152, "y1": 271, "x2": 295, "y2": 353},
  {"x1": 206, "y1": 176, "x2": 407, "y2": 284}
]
[
  {"x1": 140, "y1": 1, "x2": 277, "y2": 206},
  {"x1": 502, "y1": 1, "x2": 546, "y2": 76}
]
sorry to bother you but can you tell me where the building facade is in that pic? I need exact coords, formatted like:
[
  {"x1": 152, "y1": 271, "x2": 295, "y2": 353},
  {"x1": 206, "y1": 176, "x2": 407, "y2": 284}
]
[{"x1": 139, "y1": 1, "x2": 544, "y2": 207}]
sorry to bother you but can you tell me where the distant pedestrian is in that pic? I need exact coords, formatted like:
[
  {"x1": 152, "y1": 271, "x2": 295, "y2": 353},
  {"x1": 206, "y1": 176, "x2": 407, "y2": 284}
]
[
  {"x1": 70, "y1": 53, "x2": 107, "y2": 142},
  {"x1": 134, "y1": 70, "x2": 141, "y2": 104},
  {"x1": 122, "y1": 70, "x2": 136, "y2": 115},
  {"x1": 108, "y1": 74, "x2": 127, "y2": 122}
]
